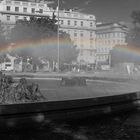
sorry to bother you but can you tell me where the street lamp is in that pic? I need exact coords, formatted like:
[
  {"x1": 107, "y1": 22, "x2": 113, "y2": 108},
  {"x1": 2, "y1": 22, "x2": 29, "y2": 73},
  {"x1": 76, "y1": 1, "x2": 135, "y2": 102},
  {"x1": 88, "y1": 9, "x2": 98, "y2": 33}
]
[
  {"x1": 57, "y1": 0, "x2": 60, "y2": 72},
  {"x1": 36, "y1": 0, "x2": 60, "y2": 72}
]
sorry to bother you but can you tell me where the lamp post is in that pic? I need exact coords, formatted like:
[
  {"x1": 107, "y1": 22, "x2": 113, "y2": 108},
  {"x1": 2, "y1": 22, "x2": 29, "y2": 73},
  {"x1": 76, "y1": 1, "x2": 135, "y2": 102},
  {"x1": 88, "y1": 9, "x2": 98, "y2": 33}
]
[
  {"x1": 36, "y1": 0, "x2": 60, "y2": 72},
  {"x1": 57, "y1": 0, "x2": 60, "y2": 72}
]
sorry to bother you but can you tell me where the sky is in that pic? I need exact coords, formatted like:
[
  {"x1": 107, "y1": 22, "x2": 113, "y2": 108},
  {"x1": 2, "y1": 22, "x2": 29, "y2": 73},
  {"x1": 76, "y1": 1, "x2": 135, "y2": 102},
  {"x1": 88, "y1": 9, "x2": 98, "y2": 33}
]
[{"x1": 46, "y1": 0, "x2": 140, "y2": 24}]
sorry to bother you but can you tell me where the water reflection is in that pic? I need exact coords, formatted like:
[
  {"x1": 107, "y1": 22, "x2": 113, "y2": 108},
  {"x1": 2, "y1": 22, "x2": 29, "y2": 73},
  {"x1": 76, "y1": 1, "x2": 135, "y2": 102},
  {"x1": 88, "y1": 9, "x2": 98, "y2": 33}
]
[{"x1": 0, "y1": 111, "x2": 139, "y2": 140}]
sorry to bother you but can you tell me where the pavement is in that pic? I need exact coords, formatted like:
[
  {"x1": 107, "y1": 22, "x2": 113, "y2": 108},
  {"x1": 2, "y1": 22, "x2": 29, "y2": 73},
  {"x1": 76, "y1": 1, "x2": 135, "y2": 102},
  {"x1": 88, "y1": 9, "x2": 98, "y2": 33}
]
[{"x1": 6, "y1": 70, "x2": 138, "y2": 80}]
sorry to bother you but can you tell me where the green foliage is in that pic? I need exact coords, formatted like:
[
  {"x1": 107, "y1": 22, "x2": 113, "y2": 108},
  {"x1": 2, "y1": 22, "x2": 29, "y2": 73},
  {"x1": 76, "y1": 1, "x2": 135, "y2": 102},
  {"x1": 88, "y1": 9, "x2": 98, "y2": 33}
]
[
  {"x1": 127, "y1": 11, "x2": 140, "y2": 47},
  {"x1": 131, "y1": 10, "x2": 140, "y2": 26},
  {"x1": 110, "y1": 45, "x2": 140, "y2": 66},
  {"x1": 127, "y1": 27, "x2": 140, "y2": 47},
  {"x1": 10, "y1": 16, "x2": 58, "y2": 41},
  {"x1": 0, "y1": 21, "x2": 6, "y2": 46},
  {"x1": 10, "y1": 16, "x2": 78, "y2": 65},
  {"x1": 0, "y1": 72, "x2": 45, "y2": 104}
]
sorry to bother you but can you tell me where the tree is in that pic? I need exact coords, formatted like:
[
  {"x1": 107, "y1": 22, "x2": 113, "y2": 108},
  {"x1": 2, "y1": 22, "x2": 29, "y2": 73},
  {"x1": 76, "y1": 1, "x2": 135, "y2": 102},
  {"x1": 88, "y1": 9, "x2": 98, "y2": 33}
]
[
  {"x1": 131, "y1": 10, "x2": 140, "y2": 27},
  {"x1": 111, "y1": 11, "x2": 140, "y2": 66},
  {"x1": 0, "y1": 21, "x2": 6, "y2": 47},
  {"x1": 110, "y1": 45, "x2": 140, "y2": 66},
  {"x1": 127, "y1": 10, "x2": 140, "y2": 47},
  {"x1": 10, "y1": 16, "x2": 57, "y2": 42},
  {"x1": 10, "y1": 16, "x2": 78, "y2": 66}
]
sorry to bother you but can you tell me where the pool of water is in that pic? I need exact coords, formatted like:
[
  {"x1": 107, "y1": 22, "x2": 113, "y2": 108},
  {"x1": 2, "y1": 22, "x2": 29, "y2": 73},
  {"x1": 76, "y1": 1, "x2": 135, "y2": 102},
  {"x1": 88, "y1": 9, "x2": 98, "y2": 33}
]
[{"x1": 0, "y1": 110, "x2": 140, "y2": 140}]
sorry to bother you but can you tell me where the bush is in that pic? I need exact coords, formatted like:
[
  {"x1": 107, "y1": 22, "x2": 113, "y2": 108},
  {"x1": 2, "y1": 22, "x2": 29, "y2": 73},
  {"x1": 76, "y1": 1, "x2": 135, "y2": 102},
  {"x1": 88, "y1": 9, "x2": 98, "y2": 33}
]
[{"x1": 0, "y1": 72, "x2": 46, "y2": 104}]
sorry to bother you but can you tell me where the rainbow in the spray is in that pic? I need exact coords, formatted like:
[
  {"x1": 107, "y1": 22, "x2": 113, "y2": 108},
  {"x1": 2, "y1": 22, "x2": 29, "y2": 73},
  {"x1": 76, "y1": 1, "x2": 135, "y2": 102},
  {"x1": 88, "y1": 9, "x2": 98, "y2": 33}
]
[
  {"x1": 0, "y1": 37, "x2": 73, "y2": 53},
  {"x1": 1, "y1": 37, "x2": 140, "y2": 62},
  {"x1": 112, "y1": 45, "x2": 140, "y2": 62}
]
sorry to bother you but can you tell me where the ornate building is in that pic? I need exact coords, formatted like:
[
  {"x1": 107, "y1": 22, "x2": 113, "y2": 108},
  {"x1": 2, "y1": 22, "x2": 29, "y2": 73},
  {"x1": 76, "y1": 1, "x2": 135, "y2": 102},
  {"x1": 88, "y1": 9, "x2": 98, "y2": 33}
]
[
  {"x1": 0, "y1": 0, "x2": 129, "y2": 69},
  {"x1": 96, "y1": 22, "x2": 128, "y2": 67},
  {"x1": 0, "y1": 0, "x2": 96, "y2": 65},
  {"x1": 58, "y1": 9, "x2": 96, "y2": 64}
]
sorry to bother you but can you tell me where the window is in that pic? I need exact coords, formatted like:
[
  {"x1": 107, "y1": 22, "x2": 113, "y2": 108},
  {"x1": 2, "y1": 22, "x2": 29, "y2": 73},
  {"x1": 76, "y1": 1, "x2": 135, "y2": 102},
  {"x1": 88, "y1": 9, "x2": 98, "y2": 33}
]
[
  {"x1": 74, "y1": 21, "x2": 77, "y2": 26},
  {"x1": 39, "y1": 9, "x2": 43, "y2": 13},
  {"x1": 31, "y1": 8, "x2": 35, "y2": 13},
  {"x1": 14, "y1": 1, "x2": 20, "y2": 5},
  {"x1": 61, "y1": 20, "x2": 63, "y2": 24},
  {"x1": 90, "y1": 32, "x2": 93, "y2": 37},
  {"x1": 15, "y1": 16, "x2": 19, "y2": 21},
  {"x1": 5, "y1": 64, "x2": 11, "y2": 67},
  {"x1": 39, "y1": 4, "x2": 44, "y2": 7},
  {"x1": 113, "y1": 33, "x2": 115, "y2": 37},
  {"x1": 23, "y1": 2, "x2": 28, "y2": 6},
  {"x1": 81, "y1": 50, "x2": 83, "y2": 56},
  {"x1": 110, "y1": 33, "x2": 113, "y2": 38},
  {"x1": 6, "y1": 6, "x2": 10, "y2": 11},
  {"x1": 80, "y1": 33, "x2": 83, "y2": 37},
  {"x1": 31, "y1": 3, "x2": 36, "y2": 6},
  {"x1": 7, "y1": 16, "x2": 10, "y2": 21},
  {"x1": 24, "y1": 17, "x2": 27, "y2": 20},
  {"x1": 121, "y1": 33, "x2": 124, "y2": 37},
  {"x1": 90, "y1": 15, "x2": 93, "y2": 19},
  {"x1": 81, "y1": 21, "x2": 83, "y2": 26},
  {"x1": 23, "y1": 7, "x2": 27, "y2": 13},
  {"x1": 107, "y1": 34, "x2": 110, "y2": 38},
  {"x1": 68, "y1": 20, "x2": 70, "y2": 25},
  {"x1": 15, "y1": 7, "x2": 19, "y2": 12},
  {"x1": 90, "y1": 22, "x2": 93, "y2": 27},
  {"x1": 74, "y1": 33, "x2": 77, "y2": 37}
]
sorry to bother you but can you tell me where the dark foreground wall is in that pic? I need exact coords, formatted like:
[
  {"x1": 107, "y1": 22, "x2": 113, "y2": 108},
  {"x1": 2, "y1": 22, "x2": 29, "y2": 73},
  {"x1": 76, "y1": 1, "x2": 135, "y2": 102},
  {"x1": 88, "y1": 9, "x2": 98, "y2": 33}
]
[{"x1": 0, "y1": 92, "x2": 140, "y2": 130}]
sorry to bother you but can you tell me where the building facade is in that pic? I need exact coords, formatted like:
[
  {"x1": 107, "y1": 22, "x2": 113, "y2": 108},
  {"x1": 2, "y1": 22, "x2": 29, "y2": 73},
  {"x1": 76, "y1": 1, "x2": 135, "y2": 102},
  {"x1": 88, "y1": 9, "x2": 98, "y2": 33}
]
[
  {"x1": 58, "y1": 9, "x2": 96, "y2": 64},
  {"x1": 0, "y1": 0, "x2": 96, "y2": 65},
  {"x1": 0, "y1": 0, "x2": 129, "y2": 70},
  {"x1": 0, "y1": 0, "x2": 53, "y2": 38},
  {"x1": 96, "y1": 22, "x2": 128, "y2": 66}
]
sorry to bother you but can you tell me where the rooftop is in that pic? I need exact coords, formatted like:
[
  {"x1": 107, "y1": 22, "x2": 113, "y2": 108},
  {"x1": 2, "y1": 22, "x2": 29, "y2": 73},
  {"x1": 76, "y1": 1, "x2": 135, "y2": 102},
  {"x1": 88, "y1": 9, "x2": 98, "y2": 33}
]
[{"x1": 96, "y1": 22, "x2": 128, "y2": 28}]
